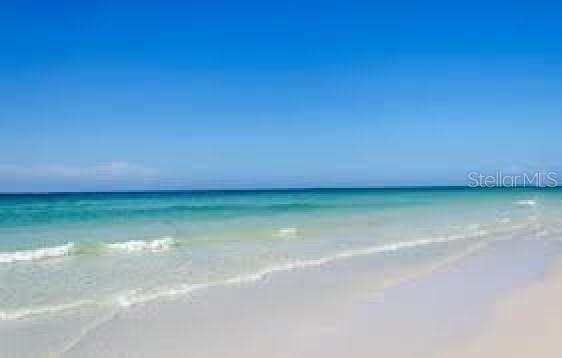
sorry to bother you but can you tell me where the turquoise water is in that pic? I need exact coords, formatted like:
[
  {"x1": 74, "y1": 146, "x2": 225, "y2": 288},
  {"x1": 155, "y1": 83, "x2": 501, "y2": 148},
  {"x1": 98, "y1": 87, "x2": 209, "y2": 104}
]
[{"x1": 1, "y1": 188, "x2": 561, "y2": 321}]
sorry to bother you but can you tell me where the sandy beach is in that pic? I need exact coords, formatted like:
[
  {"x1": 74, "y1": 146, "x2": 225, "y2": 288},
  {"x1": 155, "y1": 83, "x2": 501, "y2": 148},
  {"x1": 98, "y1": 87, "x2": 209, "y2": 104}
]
[
  {"x1": 31, "y1": 236, "x2": 557, "y2": 358},
  {"x1": 448, "y1": 260, "x2": 562, "y2": 358}
]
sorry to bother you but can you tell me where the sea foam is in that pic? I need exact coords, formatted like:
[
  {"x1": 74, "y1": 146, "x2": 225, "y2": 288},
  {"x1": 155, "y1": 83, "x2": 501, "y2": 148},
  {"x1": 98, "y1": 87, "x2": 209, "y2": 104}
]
[
  {"x1": 0, "y1": 300, "x2": 93, "y2": 321},
  {"x1": 0, "y1": 243, "x2": 75, "y2": 264},
  {"x1": 106, "y1": 237, "x2": 176, "y2": 253},
  {"x1": 0, "y1": 237, "x2": 177, "y2": 265}
]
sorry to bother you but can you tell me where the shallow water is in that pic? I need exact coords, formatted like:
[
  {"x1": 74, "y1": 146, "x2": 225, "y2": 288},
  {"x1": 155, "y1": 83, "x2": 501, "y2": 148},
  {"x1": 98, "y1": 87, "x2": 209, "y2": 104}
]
[{"x1": 1, "y1": 188, "x2": 561, "y2": 323}]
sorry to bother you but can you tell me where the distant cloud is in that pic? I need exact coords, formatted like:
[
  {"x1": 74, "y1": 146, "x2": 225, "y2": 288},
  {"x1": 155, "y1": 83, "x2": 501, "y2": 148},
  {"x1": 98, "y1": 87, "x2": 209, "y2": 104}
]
[{"x1": 0, "y1": 162, "x2": 158, "y2": 180}]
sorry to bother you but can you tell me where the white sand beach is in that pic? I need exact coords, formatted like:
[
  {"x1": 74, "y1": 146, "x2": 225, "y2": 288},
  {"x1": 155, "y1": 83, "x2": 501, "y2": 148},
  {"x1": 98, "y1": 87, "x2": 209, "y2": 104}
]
[
  {"x1": 447, "y1": 262, "x2": 562, "y2": 358},
  {"x1": 38, "y1": 237, "x2": 561, "y2": 358}
]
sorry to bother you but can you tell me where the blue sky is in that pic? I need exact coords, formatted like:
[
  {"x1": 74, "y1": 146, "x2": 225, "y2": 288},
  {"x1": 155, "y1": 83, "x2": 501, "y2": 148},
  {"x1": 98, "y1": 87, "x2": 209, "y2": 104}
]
[{"x1": 1, "y1": 1, "x2": 561, "y2": 191}]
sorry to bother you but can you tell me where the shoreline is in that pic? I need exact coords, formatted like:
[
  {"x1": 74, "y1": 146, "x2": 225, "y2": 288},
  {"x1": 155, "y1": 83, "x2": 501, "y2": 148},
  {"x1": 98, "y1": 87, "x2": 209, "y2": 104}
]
[{"x1": 52, "y1": 236, "x2": 561, "y2": 358}]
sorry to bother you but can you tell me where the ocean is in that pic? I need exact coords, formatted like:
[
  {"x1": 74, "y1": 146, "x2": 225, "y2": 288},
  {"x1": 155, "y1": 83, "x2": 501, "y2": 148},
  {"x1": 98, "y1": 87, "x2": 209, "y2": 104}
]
[{"x1": 1, "y1": 188, "x2": 560, "y2": 323}]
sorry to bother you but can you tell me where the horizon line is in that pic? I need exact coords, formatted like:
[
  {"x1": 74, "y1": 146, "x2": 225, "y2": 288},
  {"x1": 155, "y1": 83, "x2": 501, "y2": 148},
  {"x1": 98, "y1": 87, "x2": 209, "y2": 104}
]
[{"x1": 1, "y1": 185, "x2": 560, "y2": 195}]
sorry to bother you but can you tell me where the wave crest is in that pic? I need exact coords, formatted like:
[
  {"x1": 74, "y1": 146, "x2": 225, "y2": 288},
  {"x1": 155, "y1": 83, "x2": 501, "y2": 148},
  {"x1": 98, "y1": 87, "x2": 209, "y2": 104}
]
[
  {"x1": 0, "y1": 237, "x2": 177, "y2": 265},
  {"x1": 0, "y1": 243, "x2": 75, "y2": 264}
]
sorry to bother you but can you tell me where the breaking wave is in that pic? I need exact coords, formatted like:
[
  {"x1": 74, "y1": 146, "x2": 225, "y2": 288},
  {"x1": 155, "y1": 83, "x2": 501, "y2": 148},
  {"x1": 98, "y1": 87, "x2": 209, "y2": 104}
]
[
  {"x1": 0, "y1": 237, "x2": 177, "y2": 264},
  {"x1": 0, "y1": 243, "x2": 75, "y2": 264}
]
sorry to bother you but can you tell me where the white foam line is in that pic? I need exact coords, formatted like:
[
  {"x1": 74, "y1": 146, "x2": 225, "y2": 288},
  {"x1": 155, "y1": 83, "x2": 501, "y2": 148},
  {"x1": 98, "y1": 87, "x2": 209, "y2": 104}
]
[
  {"x1": 0, "y1": 300, "x2": 94, "y2": 321},
  {"x1": 106, "y1": 237, "x2": 176, "y2": 253},
  {"x1": 0, "y1": 243, "x2": 75, "y2": 264},
  {"x1": 0, "y1": 237, "x2": 177, "y2": 265}
]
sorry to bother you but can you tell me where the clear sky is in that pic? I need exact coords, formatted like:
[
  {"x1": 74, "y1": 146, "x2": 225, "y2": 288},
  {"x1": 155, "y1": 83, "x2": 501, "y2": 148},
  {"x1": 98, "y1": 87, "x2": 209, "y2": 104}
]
[{"x1": 1, "y1": 1, "x2": 561, "y2": 192}]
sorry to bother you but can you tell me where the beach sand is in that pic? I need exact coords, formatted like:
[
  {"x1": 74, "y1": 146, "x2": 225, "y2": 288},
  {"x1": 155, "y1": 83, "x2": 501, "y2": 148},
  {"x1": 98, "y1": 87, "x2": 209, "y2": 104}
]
[
  {"x1": 447, "y1": 261, "x2": 562, "y2": 358},
  {"x1": 51, "y1": 237, "x2": 562, "y2": 358}
]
